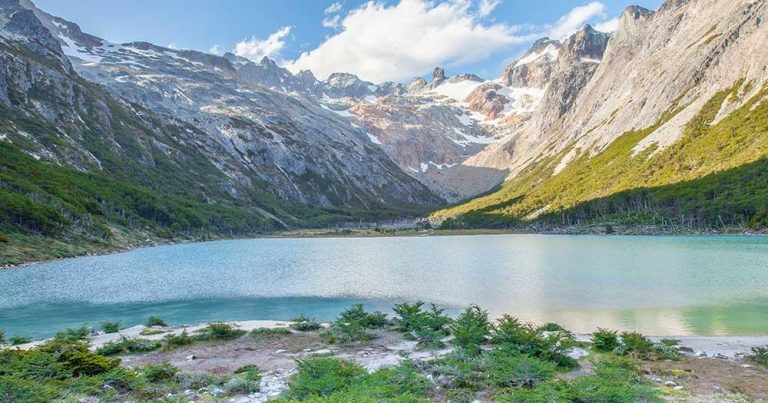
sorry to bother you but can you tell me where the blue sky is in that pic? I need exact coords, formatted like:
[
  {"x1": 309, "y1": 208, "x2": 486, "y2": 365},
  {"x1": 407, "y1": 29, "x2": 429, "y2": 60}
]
[{"x1": 35, "y1": 0, "x2": 662, "y2": 82}]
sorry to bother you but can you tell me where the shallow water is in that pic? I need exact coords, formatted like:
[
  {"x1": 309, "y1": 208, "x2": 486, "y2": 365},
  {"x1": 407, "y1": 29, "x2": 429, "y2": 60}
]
[{"x1": 2, "y1": 234, "x2": 768, "y2": 338}]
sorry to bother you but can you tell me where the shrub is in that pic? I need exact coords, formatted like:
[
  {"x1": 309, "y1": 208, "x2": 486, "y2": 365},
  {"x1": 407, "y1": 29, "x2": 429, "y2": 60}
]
[
  {"x1": 145, "y1": 316, "x2": 167, "y2": 327},
  {"x1": 487, "y1": 352, "x2": 555, "y2": 388},
  {"x1": 223, "y1": 376, "x2": 260, "y2": 395},
  {"x1": 39, "y1": 341, "x2": 120, "y2": 376},
  {"x1": 561, "y1": 358, "x2": 658, "y2": 402},
  {"x1": 0, "y1": 233, "x2": 10, "y2": 243},
  {"x1": 10, "y1": 336, "x2": 32, "y2": 345},
  {"x1": 591, "y1": 328, "x2": 620, "y2": 352},
  {"x1": 747, "y1": 346, "x2": 768, "y2": 367},
  {"x1": 234, "y1": 364, "x2": 262, "y2": 382},
  {"x1": 195, "y1": 323, "x2": 246, "y2": 341},
  {"x1": 654, "y1": 338, "x2": 683, "y2": 361},
  {"x1": 290, "y1": 315, "x2": 322, "y2": 331},
  {"x1": 451, "y1": 305, "x2": 491, "y2": 355},
  {"x1": 142, "y1": 361, "x2": 179, "y2": 382},
  {"x1": 320, "y1": 321, "x2": 373, "y2": 344},
  {"x1": 96, "y1": 337, "x2": 161, "y2": 355},
  {"x1": 0, "y1": 328, "x2": 5, "y2": 344},
  {"x1": 492, "y1": 315, "x2": 575, "y2": 368},
  {"x1": 250, "y1": 327, "x2": 292, "y2": 340},
  {"x1": 393, "y1": 301, "x2": 451, "y2": 348},
  {"x1": 100, "y1": 321, "x2": 121, "y2": 334},
  {"x1": 176, "y1": 371, "x2": 227, "y2": 390},
  {"x1": 53, "y1": 326, "x2": 91, "y2": 342},
  {"x1": 617, "y1": 332, "x2": 654, "y2": 358},
  {"x1": 284, "y1": 357, "x2": 366, "y2": 399},
  {"x1": 163, "y1": 330, "x2": 194, "y2": 350},
  {"x1": 338, "y1": 304, "x2": 389, "y2": 329},
  {"x1": 393, "y1": 301, "x2": 428, "y2": 333}
]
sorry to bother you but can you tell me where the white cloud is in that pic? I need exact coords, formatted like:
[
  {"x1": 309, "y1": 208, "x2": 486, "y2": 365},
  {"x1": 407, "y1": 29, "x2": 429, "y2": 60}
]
[
  {"x1": 288, "y1": 0, "x2": 533, "y2": 82},
  {"x1": 548, "y1": 1, "x2": 605, "y2": 40},
  {"x1": 594, "y1": 17, "x2": 619, "y2": 33},
  {"x1": 234, "y1": 26, "x2": 292, "y2": 62},
  {"x1": 209, "y1": 44, "x2": 224, "y2": 55},
  {"x1": 322, "y1": 14, "x2": 341, "y2": 29},
  {"x1": 324, "y1": 2, "x2": 343, "y2": 14},
  {"x1": 478, "y1": 0, "x2": 500, "y2": 17}
]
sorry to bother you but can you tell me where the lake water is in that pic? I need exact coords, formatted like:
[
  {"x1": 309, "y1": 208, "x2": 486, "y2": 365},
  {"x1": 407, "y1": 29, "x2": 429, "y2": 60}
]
[{"x1": 2, "y1": 234, "x2": 768, "y2": 339}]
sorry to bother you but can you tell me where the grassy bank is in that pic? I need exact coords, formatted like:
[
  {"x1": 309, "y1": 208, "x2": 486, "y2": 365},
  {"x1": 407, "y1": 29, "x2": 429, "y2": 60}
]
[{"x1": 3, "y1": 302, "x2": 768, "y2": 402}]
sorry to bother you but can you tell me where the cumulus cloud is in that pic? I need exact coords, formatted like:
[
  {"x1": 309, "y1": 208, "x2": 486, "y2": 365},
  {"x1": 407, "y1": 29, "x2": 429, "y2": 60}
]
[
  {"x1": 478, "y1": 0, "x2": 500, "y2": 17},
  {"x1": 208, "y1": 44, "x2": 224, "y2": 55},
  {"x1": 548, "y1": 1, "x2": 605, "y2": 39},
  {"x1": 594, "y1": 17, "x2": 620, "y2": 33},
  {"x1": 288, "y1": 0, "x2": 533, "y2": 82},
  {"x1": 322, "y1": 14, "x2": 341, "y2": 29},
  {"x1": 234, "y1": 26, "x2": 292, "y2": 62},
  {"x1": 324, "y1": 2, "x2": 343, "y2": 14}
]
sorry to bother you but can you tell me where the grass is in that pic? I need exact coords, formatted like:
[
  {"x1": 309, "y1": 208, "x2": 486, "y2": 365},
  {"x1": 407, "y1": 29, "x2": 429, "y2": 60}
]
[{"x1": 251, "y1": 327, "x2": 292, "y2": 339}]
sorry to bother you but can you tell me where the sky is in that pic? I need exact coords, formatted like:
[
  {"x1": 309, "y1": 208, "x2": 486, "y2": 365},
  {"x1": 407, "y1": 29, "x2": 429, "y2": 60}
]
[{"x1": 34, "y1": 0, "x2": 663, "y2": 83}]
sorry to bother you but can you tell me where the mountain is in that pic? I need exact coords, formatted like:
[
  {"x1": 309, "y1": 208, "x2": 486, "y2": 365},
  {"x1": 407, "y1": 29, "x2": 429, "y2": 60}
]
[
  {"x1": 0, "y1": 0, "x2": 442, "y2": 263},
  {"x1": 434, "y1": 0, "x2": 768, "y2": 231}
]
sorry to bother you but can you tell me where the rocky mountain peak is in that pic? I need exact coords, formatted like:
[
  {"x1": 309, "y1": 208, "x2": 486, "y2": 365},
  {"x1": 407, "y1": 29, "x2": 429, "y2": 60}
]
[
  {"x1": 560, "y1": 24, "x2": 610, "y2": 62},
  {"x1": 407, "y1": 77, "x2": 428, "y2": 93},
  {"x1": 322, "y1": 72, "x2": 375, "y2": 98},
  {"x1": 428, "y1": 67, "x2": 447, "y2": 89},
  {"x1": 500, "y1": 38, "x2": 561, "y2": 88}
]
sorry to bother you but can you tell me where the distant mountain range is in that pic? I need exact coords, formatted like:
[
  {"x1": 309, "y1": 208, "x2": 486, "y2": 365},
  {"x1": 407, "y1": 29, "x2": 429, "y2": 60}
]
[{"x1": 1, "y1": 0, "x2": 767, "y2": 264}]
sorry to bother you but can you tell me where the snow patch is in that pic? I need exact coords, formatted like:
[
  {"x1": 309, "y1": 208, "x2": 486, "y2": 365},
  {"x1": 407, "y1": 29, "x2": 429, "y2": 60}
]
[
  {"x1": 431, "y1": 80, "x2": 484, "y2": 102},
  {"x1": 366, "y1": 133, "x2": 382, "y2": 145},
  {"x1": 514, "y1": 44, "x2": 559, "y2": 68}
]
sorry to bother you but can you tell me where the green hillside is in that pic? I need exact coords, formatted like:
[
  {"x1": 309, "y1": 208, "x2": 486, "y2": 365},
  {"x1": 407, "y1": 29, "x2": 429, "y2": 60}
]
[{"x1": 434, "y1": 80, "x2": 768, "y2": 231}]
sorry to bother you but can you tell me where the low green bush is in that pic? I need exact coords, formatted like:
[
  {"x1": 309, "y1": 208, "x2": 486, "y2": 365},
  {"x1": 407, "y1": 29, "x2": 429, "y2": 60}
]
[
  {"x1": 145, "y1": 316, "x2": 167, "y2": 327},
  {"x1": 163, "y1": 330, "x2": 194, "y2": 350},
  {"x1": 96, "y1": 337, "x2": 162, "y2": 356},
  {"x1": 747, "y1": 346, "x2": 768, "y2": 367},
  {"x1": 487, "y1": 352, "x2": 555, "y2": 388},
  {"x1": 284, "y1": 357, "x2": 367, "y2": 399},
  {"x1": 491, "y1": 315, "x2": 576, "y2": 368},
  {"x1": 290, "y1": 315, "x2": 322, "y2": 331},
  {"x1": 176, "y1": 371, "x2": 228, "y2": 390},
  {"x1": 591, "y1": 328, "x2": 620, "y2": 352},
  {"x1": 224, "y1": 376, "x2": 261, "y2": 395},
  {"x1": 195, "y1": 323, "x2": 246, "y2": 341},
  {"x1": 234, "y1": 364, "x2": 262, "y2": 382},
  {"x1": 250, "y1": 327, "x2": 292, "y2": 340},
  {"x1": 0, "y1": 328, "x2": 5, "y2": 344},
  {"x1": 617, "y1": 332, "x2": 654, "y2": 358},
  {"x1": 142, "y1": 361, "x2": 179, "y2": 382},
  {"x1": 654, "y1": 338, "x2": 683, "y2": 361},
  {"x1": 53, "y1": 326, "x2": 91, "y2": 343},
  {"x1": 39, "y1": 341, "x2": 120, "y2": 376},
  {"x1": 451, "y1": 305, "x2": 491, "y2": 356},
  {"x1": 321, "y1": 305, "x2": 389, "y2": 344},
  {"x1": 338, "y1": 304, "x2": 389, "y2": 329},
  {"x1": 9, "y1": 335, "x2": 32, "y2": 345},
  {"x1": 393, "y1": 301, "x2": 452, "y2": 348},
  {"x1": 100, "y1": 321, "x2": 121, "y2": 334}
]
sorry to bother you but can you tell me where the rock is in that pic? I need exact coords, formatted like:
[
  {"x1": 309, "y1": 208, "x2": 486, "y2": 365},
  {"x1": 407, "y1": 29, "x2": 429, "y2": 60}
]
[
  {"x1": 673, "y1": 385, "x2": 684, "y2": 391},
  {"x1": 211, "y1": 388, "x2": 224, "y2": 397},
  {"x1": 712, "y1": 386, "x2": 723, "y2": 393},
  {"x1": 678, "y1": 346, "x2": 694, "y2": 353},
  {"x1": 713, "y1": 353, "x2": 728, "y2": 359},
  {"x1": 275, "y1": 349, "x2": 287, "y2": 354},
  {"x1": 312, "y1": 349, "x2": 333, "y2": 355},
  {"x1": 185, "y1": 354, "x2": 196, "y2": 361},
  {"x1": 694, "y1": 351, "x2": 708, "y2": 357},
  {"x1": 664, "y1": 381, "x2": 677, "y2": 387}
]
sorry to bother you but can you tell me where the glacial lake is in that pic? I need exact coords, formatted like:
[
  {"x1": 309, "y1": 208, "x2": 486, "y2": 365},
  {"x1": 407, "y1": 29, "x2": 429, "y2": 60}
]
[{"x1": 2, "y1": 234, "x2": 768, "y2": 339}]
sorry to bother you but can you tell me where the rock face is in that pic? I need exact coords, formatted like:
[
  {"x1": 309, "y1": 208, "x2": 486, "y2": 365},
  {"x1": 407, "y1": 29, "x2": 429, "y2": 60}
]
[
  {"x1": 1, "y1": 0, "x2": 443, "y2": 221},
  {"x1": 501, "y1": 38, "x2": 561, "y2": 88}
]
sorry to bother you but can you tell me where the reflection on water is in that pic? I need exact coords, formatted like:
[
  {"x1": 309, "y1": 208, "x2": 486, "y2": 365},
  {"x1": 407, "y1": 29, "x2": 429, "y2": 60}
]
[{"x1": 1, "y1": 235, "x2": 767, "y2": 338}]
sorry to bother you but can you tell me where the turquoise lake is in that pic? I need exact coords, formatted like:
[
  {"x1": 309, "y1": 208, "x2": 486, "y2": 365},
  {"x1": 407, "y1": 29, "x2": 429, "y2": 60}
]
[{"x1": 2, "y1": 234, "x2": 768, "y2": 339}]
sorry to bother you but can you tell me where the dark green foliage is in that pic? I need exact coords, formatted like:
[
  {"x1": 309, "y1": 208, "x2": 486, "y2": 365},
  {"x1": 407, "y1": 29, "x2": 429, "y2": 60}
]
[
  {"x1": 321, "y1": 305, "x2": 388, "y2": 344},
  {"x1": 38, "y1": 341, "x2": 120, "y2": 376},
  {"x1": 290, "y1": 315, "x2": 322, "y2": 331},
  {"x1": 96, "y1": 337, "x2": 162, "y2": 356},
  {"x1": 9, "y1": 335, "x2": 31, "y2": 345},
  {"x1": 654, "y1": 338, "x2": 683, "y2": 361},
  {"x1": 163, "y1": 330, "x2": 194, "y2": 350},
  {"x1": 560, "y1": 358, "x2": 660, "y2": 402},
  {"x1": 142, "y1": 361, "x2": 179, "y2": 382},
  {"x1": 451, "y1": 305, "x2": 491, "y2": 355},
  {"x1": 491, "y1": 315, "x2": 576, "y2": 368},
  {"x1": 224, "y1": 376, "x2": 261, "y2": 395},
  {"x1": 537, "y1": 322, "x2": 568, "y2": 333},
  {"x1": 591, "y1": 328, "x2": 620, "y2": 352},
  {"x1": 616, "y1": 332, "x2": 654, "y2": 358},
  {"x1": 176, "y1": 371, "x2": 228, "y2": 390},
  {"x1": 101, "y1": 321, "x2": 121, "y2": 334},
  {"x1": 283, "y1": 357, "x2": 367, "y2": 399},
  {"x1": 234, "y1": 364, "x2": 262, "y2": 382},
  {"x1": 52, "y1": 326, "x2": 91, "y2": 343},
  {"x1": 487, "y1": 352, "x2": 555, "y2": 388},
  {"x1": 393, "y1": 301, "x2": 452, "y2": 348},
  {"x1": 0, "y1": 328, "x2": 4, "y2": 344},
  {"x1": 250, "y1": 327, "x2": 292, "y2": 339},
  {"x1": 281, "y1": 357, "x2": 431, "y2": 401},
  {"x1": 194, "y1": 323, "x2": 246, "y2": 341},
  {"x1": 145, "y1": 316, "x2": 167, "y2": 327},
  {"x1": 747, "y1": 346, "x2": 768, "y2": 367}
]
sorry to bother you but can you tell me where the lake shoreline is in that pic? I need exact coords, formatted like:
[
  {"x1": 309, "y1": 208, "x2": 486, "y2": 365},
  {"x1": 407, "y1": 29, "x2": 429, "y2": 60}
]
[{"x1": 2, "y1": 225, "x2": 765, "y2": 269}]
